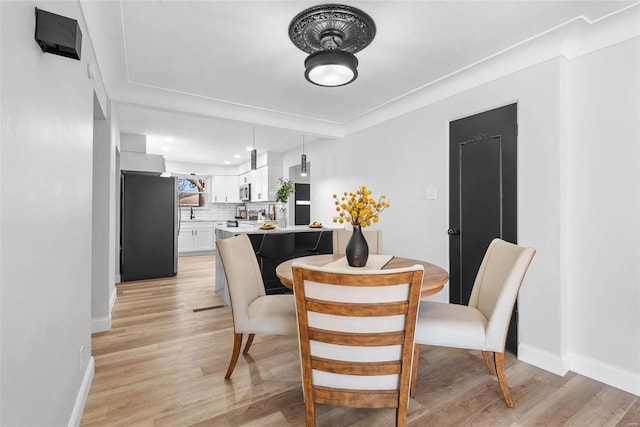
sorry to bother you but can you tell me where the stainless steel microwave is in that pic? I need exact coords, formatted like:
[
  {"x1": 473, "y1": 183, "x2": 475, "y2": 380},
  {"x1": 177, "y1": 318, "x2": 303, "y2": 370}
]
[{"x1": 239, "y1": 183, "x2": 251, "y2": 201}]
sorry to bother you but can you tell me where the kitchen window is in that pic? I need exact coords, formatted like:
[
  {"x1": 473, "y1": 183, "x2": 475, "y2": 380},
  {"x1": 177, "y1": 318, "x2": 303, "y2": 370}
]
[{"x1": 177, "y1": 175, "x2": 209, "y2": 207}]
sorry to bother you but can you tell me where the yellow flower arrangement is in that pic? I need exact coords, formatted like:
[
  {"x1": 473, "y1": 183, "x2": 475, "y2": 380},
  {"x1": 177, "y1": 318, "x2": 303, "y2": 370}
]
[{"x1": 332, "y1": 185, "x2": 390, "y2": 227}]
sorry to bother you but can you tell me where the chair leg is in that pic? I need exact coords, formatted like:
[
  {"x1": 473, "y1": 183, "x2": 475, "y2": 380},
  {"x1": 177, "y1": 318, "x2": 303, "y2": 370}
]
[
  {"x1": 410, "y1": 344, "x2": 420, "y2": 397},
  {"x1": 225, "y1": 333, "x2": 243, "y2": 380},
  {"x1": 243, "y1": 333, "x2": 255, "y2": 355},
  {"x1": 482, "y1": 350, "x2": 497, "y2": 375},
  {"x1": 494, "y1": 352, "x2": 514, "y2": 408},
  {"x1": 396, "y1": 406, "x2": 407, "y2": 427},
  {"x1": 304, "y1": 400, "x2": 316, "y2": 427}
]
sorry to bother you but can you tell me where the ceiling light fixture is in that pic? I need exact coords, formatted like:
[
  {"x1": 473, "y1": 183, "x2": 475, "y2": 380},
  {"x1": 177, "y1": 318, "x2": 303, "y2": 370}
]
[
  {"x1": 289, "y1": 4, "x2": 376, "y2": 87},
  {"x1": 301, "y1": 135, "x2": 307, "y2": 177},
  {"x1": 250, "y1": 127, "x2": 257, "y2": 171}
]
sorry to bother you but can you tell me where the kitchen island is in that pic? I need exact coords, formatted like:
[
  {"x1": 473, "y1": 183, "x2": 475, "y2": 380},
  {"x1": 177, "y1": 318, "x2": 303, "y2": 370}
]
[{"x1": 215, "y1": 224, "x2": 339, "y2": 304}]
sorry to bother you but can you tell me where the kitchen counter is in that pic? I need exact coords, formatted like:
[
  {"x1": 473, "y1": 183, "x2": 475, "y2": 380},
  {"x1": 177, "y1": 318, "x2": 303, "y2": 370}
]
[
  {"x1": 216, "y1": 224, "x2": 340, "y2": 236},
  {"x1": 214, "y1": 225, "x2": 339, "y2": 305}
]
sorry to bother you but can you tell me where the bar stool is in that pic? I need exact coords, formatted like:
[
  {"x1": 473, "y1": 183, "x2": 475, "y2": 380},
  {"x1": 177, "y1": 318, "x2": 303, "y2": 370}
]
[
  {"x1": 294, "y1": 232, "x2": 321, "y2": 258},
  {"x1": 256, "y1": 233, "x2": 295, "y2": 294}
]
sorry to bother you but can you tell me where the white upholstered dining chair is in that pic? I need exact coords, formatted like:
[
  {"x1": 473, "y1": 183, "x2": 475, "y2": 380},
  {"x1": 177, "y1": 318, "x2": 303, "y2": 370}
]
[
  {"x1": 216, "y1": 234, "x2": 297, "y2": 379},
  {"x1": 332, "y1": 228, "x2": 383, "y2": 255},
  {"x1": 412, "y1": 238, "x2": 536, "y2": 407},
  {"x1": 292, "y1": 262, "x2": 424, "y2": 427}
]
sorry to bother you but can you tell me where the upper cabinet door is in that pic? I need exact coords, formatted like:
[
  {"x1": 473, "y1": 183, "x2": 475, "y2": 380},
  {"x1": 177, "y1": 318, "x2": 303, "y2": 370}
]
[
  {"x1": 213, "y1": 175, "x2": 239, "y2": 203},
  {"x1": 257, "y1": 167, "x2": 268, "y2": 201},
  {"x1": 225, "y1": 176, "x2": 239, "y2": 203},
  {"x1": 213, "y1": 175, "x2": 226, "y2": 203}
]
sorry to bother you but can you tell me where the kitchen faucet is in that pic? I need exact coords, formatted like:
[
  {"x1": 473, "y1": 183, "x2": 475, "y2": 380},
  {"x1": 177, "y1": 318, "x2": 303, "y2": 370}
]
[{"x1": 190, "y1": 207, "x2": 195, "y2": 220}]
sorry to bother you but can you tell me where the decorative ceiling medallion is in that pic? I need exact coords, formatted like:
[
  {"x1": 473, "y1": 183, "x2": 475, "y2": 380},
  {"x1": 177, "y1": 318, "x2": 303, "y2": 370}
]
[{"x1": 288, "y1": 4, "x2": 376, "y2": 54}]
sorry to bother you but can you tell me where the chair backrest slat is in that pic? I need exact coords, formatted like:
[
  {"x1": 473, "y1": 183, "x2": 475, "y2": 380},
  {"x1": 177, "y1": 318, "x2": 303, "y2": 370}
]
[
  {"x1": 308, "y1": 328, "x2": 405, "y2": 346},
  {"x1": 311, "y1": 357, "x2": 401, "y2": 376},
  {"x1": 313, "y1": 386, "x2": 399, "y2": 409},
  {"x1": 306, "y1": 299, "x2": 408, "y2": 317}
]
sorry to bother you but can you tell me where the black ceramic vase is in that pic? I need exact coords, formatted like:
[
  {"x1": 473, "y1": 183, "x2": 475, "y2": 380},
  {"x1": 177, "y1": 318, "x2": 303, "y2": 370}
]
[{"x1": 345, "y1": 225, "x2": 369, "y2": 267}]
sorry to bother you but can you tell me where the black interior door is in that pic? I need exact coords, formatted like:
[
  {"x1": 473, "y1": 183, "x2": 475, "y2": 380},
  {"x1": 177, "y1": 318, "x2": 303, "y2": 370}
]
[
  {"x1": 449, "y1": 103, "x2": 518, "y2": 354},
  {"x1": 460, "y1": 136, "x2": 503, "y2": 305}
]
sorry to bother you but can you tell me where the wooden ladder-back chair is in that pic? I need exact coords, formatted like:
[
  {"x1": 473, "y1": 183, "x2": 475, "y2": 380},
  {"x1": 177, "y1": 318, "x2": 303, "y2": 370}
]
[
  {"x1": 292, "y1": 263, "x2": 424, "y2": 427},
  {"x1": 413, "y1": 238, "x2": 536, "y2": 407}
]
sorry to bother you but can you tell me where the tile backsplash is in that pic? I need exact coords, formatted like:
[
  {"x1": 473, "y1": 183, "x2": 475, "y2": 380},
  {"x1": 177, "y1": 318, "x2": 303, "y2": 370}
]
[{"x1": 180, "y1": 202, "x2": 273, "y2": 222}]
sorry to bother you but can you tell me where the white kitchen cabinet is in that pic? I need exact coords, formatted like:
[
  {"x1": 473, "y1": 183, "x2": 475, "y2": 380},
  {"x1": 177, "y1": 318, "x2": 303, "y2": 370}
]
[
  {"x1": 212, "y1": 176, "x2": 226, "y2": 203},
  {"x1": 178, "y1": 228, "x2": 192, "y2": 253},
  {"x1": 178, "y1": 222, "x2": 214, "y2": 253},
  {"x1": 251, "y1": 166, "x2": 281, "y2": 201},
  {"x1": 238, "y1": 172, "x2": 250, "y2": 186},
  {"x1": 213, "y1": 175, "x2": 239, "y2": 203},
  {"x1": 239, "y1": 171, "x2": 256, "y2": 200},
  {"x1": 251, "y1": 167, "x2": 266, "y2": 202},
  {"x1": 225, "y1": 175, "x2": 239, "y2": 203}
]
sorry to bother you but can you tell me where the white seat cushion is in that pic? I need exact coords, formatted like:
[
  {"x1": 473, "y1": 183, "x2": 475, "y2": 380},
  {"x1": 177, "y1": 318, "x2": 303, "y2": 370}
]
[
  {"x1": 415, "y1": 301, "x2": 488, "y2": 351},
  {"x1": 245, "y1": 294, "x2": 297, "y2": 334}
]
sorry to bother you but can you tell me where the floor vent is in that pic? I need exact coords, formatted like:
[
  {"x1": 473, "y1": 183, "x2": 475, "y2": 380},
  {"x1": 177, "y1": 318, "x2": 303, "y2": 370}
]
[{"x1": 193, "y1": 305, "x2": 225, "y2": 312}]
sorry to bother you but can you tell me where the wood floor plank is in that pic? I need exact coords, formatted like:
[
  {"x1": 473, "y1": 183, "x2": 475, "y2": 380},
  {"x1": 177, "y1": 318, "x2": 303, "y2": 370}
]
[
  {"x1": 565, "y1": 386, "x2": 639, "y2": 427},
  {"x1": 80, "y1": 254, "x2": 639, "y2": 427},
  {"x1": 616, "y1": 400, "x2": 640, "y2": 427},
  {"x1": 517, "y1": 374, "x2": 610, "y2": 424}
]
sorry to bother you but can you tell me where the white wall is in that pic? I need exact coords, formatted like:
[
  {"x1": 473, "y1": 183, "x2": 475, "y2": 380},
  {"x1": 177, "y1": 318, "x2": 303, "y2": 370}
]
[
  {"x1": 299, "y1": 39, "x2": 639, "y2": 395},
  {"x1": 1, "y1": 1, "x2": 107, "y2": 424},
  {"x1": 120, "y1": 132, "x2": 146, "y2": 152},
  {"x1": 166, "y1": 159, "x2": 233, "y2": 176},
  {"x1": 91, "y1": 109, "x2": 112, "y2": 333},
  {"x1": 567, "y1": 38, "x2": 640, "y2": 391},
  {"x1": 91, "y1": 98, "x2": 118, "y2": 334}
]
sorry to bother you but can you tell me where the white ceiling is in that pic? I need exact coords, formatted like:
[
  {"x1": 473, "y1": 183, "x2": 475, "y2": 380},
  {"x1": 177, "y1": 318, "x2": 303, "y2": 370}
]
[{"x1": 80, "y1": 1, "x2": 635, "y2": 166}]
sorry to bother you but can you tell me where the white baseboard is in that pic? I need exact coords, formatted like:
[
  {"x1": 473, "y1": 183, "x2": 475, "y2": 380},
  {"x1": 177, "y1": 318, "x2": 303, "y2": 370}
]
[
  {"x1": 109, "y1": 285, "x2": 117, "y2": 313},
  {"x1": 91, "y1": 284, "x2": 117, "y2": 333},
  {"x1": 569, "y1": 353, "x2": 640, "y2": 396},
  {"x1": 68, "y1": 356, "x2": 94, "y2": 427},
  {"x1": 518, "y1": 343, "x2": 570, "y2": 376},
  {"x1": 115, "y1": 273, "x2": 121, "y2": 284},
  {"x1": 519, "y1": 344, "x2": 640, "y2": 397},
  {"x1": 91, "y1": 315, "x2": 111, "y2": 333}
]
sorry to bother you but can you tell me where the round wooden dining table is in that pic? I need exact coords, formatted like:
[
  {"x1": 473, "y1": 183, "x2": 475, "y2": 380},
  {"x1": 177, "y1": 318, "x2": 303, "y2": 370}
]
[{"x1": 276, "y1": 254, "x2": 449, "y2": 298}]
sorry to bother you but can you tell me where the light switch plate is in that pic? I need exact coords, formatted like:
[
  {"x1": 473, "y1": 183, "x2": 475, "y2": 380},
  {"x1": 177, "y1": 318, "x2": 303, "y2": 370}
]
[{"x1": 426, "y1": 187, "x2": 437, "y2": 200}]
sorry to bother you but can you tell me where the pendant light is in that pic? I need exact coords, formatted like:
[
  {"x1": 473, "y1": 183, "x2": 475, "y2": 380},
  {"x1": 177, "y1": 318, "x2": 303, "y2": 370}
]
[
  {"x1": 300, "y1": 135, "x2": 307, "y2": 177},
  {"x1": 250, "y1": 127, "x2": 257, "y2": 171},
  {"x1": 289, "y1": 4, "x2": 376, "y2": 87}
]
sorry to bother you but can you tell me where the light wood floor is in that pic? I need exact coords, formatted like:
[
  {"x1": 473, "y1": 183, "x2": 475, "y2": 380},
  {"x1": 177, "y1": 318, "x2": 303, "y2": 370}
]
[{"x1": 81, "y1": 255, "x2": 639, "y2": 426}]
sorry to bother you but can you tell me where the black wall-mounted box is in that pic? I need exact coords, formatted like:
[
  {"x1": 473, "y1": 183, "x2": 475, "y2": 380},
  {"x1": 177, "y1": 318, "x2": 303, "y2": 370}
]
[{"x1": 35, "y1": 8, "x2": 82, "y2": 60}]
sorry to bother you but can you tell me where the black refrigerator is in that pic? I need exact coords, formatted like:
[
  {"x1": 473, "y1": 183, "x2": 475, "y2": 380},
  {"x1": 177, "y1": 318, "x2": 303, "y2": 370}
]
[
  {"x1": 294, "y1": 183, "x2": 311, "y2": 225},
  {"x1": 121, "y1": 171, "x2": 179, "y2": 281}
]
